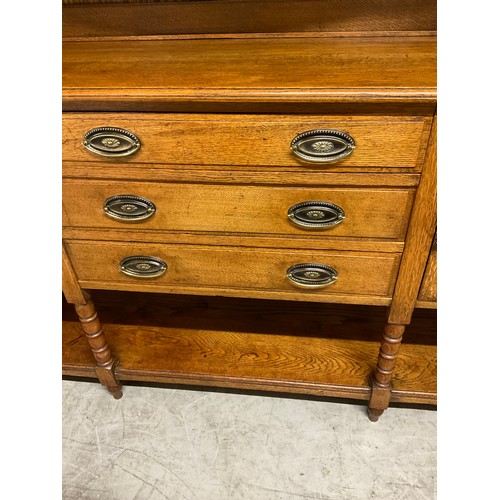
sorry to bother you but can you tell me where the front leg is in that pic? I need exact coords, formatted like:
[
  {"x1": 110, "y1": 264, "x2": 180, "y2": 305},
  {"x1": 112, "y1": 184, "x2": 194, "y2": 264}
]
[
  {"x1": 74, "y1": 292, "x2": 123, "y2": 399},
  {"x1": 368, "y1": 323, "x2": 405, "y2": 422}
]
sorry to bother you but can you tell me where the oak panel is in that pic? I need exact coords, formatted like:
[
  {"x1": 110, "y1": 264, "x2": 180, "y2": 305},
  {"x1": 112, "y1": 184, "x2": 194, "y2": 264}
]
[
  {"x1": 62, "y1": 227, "x2": 406, "y2": 253},
  {"x1": 388, "y1": 117, "x2": 436, "y2": 324},
  {"x1": 62, "y1": 163, "x2": 422, "y2": 186},
  {"x1": 65, "y1": 240, "x2": 401, "y2": 300},
  {"x1": 62, "y1": 244, "x2": 86, "y2": 305},
  {"x1": 63, "y1": 179, "x2": 415, "y2": 240},
  {"x1": 418, "y1": 244, "x2": 437, "y2": 303},
  {"x1": 63, "y1": 113, "x2": 431, "y2": 169},
  {"x1": 62, "y1": 36, "x2": 437, "y2": 111}
]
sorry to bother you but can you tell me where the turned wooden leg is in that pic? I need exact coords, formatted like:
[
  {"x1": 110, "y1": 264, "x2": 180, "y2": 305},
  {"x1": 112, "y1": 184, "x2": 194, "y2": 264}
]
[
  {"x1": 74, "y1": 292, "x2": 123, "y2": 399},
  {"x1": 368, "y1": 323, "x2": 405, "y2": 422}
]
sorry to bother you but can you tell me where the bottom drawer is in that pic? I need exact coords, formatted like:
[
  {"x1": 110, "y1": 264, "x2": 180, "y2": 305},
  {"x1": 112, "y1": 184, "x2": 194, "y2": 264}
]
[{"x1": 64, "y1": 240, "x2": 401, "y2": 303}]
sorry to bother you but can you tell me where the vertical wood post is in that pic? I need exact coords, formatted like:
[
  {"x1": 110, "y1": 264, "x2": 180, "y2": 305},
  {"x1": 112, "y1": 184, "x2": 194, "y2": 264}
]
[
  {"x1": 368, "y1": 324, "x2": 405, "y2": 422},
  {"x1": 74, "y1": 292, "x2": 123, "y2": 399},
  {"x1": 368, "y1": 116, "x2": 437, "y2": 421},
  {"x1": 63, "y1": 244, "x2": 122, "y2": 398}
]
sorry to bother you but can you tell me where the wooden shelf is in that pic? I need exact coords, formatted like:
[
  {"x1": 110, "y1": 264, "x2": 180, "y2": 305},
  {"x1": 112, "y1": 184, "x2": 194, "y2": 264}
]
[
  {"x1": 63, "y1": 291, "x2": 436, "y2": 405},
  {"x1": 63, "y1": 35, "x2": 436, "y2": 113}
]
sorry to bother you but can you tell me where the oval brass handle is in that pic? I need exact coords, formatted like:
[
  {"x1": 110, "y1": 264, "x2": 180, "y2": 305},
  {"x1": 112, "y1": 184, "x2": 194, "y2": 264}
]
[
  {"x1": 290, "y1": 129, "x2": 355, "y2": 163},
  {"x1": 120, "y1": 256, "x2": 167, "y2": 278},
  {"x1": 83, "y1": 127, "x2": 141, "y2": 157},
  {"x1": 104, "y1": 195, "x2": 156, "y2": 222},
  {"x1": 286, "y1": 263, "x2": 338, "y2": 289},
  {"x1": 288, "y1": 201, "x2": 345, "y2": 229}
]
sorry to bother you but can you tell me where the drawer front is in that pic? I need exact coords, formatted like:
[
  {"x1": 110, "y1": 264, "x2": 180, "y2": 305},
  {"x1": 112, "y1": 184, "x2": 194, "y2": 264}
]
[
  {"x1": 63, "y1": 180, "x2": 414, "y2": 240},
  {"x1": 63, "y1": 113, "x2": 430, "y2": 169},
  {"x1": 65, "y1": 240, "x2": 400, "y2": 299}
]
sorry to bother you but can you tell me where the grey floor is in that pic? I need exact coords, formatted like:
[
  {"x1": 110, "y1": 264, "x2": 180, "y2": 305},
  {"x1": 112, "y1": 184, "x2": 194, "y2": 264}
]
[{"x1": 62, "y1": 380, "x2": 436, "y2": 500}]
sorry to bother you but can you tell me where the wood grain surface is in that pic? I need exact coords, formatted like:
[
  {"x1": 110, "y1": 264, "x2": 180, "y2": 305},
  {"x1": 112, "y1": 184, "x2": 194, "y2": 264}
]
[
  {"x1": 62, "y1": 290, "x2": 437, "y2": 403},
  {"x1": 62, "y1": 0, "x2": 437, "y2": 38},
  {"x1": 62, "y1": 227, "x2": 406, "y2": 253},
  {"x1": 63, "y1": 179, "x2": 415, "y2": 240},
  {"x1": 62, "y1": 244, "x2": 87, "y2": 305},
  {"x1": 63, "y1": 163, "x2": 422, "y2": 185},
  {"x1": 73, "y1": 292, "x2": 123, "y2": 398},
  {"x1": 62, "y1": 36, "x2": 437, "y2": 111},
  {"x1": 63, "y1": 114, "x2": 432, "y2": 169},
  {"x1": 64, "y1": 240, "x2": 401, "y2": 302},
  {"x1": 61, "y1": 1, "x2": 437, "y2": 411},
  {"x1": 417, "y1": 235, "x2": 437, "y2": 304},
  {"x1": 368, "y1": 322, "x2": 406, "y2": 419},
  {"x1": 388, "y1": 117, "x2": 437, "y2": 324}
]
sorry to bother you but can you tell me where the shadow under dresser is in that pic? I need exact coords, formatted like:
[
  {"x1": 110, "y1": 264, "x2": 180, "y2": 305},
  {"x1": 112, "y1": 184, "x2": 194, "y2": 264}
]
[{"x1": 62, "y1": 0, "x2": 437, "y2": 421}]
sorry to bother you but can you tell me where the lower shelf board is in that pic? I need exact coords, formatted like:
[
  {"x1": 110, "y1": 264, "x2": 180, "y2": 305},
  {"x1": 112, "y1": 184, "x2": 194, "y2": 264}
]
[{"x1": 63, "y1": 291, "x2": 436, "y2": 405}]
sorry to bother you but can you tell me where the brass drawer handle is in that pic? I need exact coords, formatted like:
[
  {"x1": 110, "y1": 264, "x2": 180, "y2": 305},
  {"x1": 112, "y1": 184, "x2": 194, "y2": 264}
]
[
  {"x1": 290, "y1": 129, "x2": 355, "y2": 163},
  {"x1": 286, "y1": 263, "x2": 338, "y2": 289},
  {"x1": 83, "y1": 127, "x2": 141, "y2": 157},
  {"x1": 120, "y1": 256, "x2": 167, "y2": 278},
  {"x1": 288, "y1": 201, "x2": 345, "y2": 229},
  {"x1": 104, "y1": 195, "x2": 156, "y2": 222}
]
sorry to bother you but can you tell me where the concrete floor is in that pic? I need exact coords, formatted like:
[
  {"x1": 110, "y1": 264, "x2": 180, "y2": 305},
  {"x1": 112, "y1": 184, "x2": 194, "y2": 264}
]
[{"x1": 62, "y1": 380, "x2": 436, "y2": 500}]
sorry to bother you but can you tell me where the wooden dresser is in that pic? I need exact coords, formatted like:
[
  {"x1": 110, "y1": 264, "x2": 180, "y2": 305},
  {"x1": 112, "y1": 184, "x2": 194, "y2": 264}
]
[{"x1": 62, "y1": 0, "x2": 437, "y2": 421}]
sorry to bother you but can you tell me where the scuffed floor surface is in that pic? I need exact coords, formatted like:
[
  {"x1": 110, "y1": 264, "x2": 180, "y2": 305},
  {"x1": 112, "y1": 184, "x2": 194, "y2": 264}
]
[{"x1": 62, "y1": 380, "x2": 436, "y2": 500}]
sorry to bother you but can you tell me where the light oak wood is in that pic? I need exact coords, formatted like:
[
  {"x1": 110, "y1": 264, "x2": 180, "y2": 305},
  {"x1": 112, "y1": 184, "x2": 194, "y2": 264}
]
[
  {"x1": 64, "y1": 240, "x2": 401, "y2": 302},
  {"x1": 388, "y1": 117, "x2": 437, "y2": 324},
  {"x1": 74, "y1": 291, "x2": 123, "y2": 398},
  {"x1": 63, "y1": 227, "x2": 406, "y2": 253},
  {"x1": 62, "y1": 291, "x2": 437, "y2": 404},
  {"x1": 63, "y1": 113, "x2": 432, "y2": 170},
  {"x1": 62, "y1": 243, "x2": 87, "y2": 305},
  {"x1": 61, "y1": 1, "x2": 437, "y2": 418},
  {"x1": 62, "y1": 37, "x2": 437, "y2": 112},
  {"x1": 63, "y1": 245, "x2": 123, "y2": 396},
  {"x1": 368, "y1": 323, "x2": 405, "y2": 421},
  {"x1": 418, "y1": 235, "x2": 437, "y2": 303},
  {"x1": 63, "y1": 179, "x2": 415, "y2": 240},
  {"x1": 368, "y1": 117, "x2": 436, "y2": 419},
  {"x1": 62, "y1": 0, "x2": 436, "y2": 38},
  {"x1": 63, "y1": 163, "x2": 422, "y2": 185}
]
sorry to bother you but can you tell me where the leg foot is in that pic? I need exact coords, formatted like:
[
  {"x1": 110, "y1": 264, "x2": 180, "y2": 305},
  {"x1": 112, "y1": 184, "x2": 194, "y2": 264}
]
[
  {"x1": 74, "y1": 293, "x2": 123, "y2": 399},
  {"x1": 367, "y1": 408, "x2": 384, "y2": 422},
  {"x1": 95, "y1": 365, "x2": 123, "y2": 399},
  {"x1": 367, "y1": 323, "x2": 405, "y2": 421}
]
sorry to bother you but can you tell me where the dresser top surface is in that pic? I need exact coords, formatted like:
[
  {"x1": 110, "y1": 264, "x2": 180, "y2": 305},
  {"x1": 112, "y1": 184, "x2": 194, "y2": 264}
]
[{"x1": 63, "y1": 35, "x2": 436, "y2": 108}]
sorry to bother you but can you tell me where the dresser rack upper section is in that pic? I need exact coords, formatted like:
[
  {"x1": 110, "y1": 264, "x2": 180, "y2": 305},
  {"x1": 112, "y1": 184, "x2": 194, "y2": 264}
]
[
  {"x1": 63, "y1": 0, "x2": 436, "y2": 39},
  {"x1": 63, "y1": 0, "x2": 436, "y2": 114}
]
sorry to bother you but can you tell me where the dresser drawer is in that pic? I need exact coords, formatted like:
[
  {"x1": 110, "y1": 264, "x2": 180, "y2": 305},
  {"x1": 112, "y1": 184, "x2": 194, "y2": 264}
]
[
  {"x1": 63, "y1": 113, "x2": 430, "y2": 170},
  {"x1": 63, "y1": 179, "x2": 414, "y2": 240},
  {"x1": 64, "y1": 240, "x2": 400, "y2": 302}
]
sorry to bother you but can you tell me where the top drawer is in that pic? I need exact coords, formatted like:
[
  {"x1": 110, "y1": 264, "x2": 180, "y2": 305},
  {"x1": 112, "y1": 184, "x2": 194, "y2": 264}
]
[{"x1": 62, "y1": 114, "x2": 431, "y2": 170}]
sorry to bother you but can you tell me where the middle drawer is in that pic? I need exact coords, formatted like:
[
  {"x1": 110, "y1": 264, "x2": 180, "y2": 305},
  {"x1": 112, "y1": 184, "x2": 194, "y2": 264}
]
[{"x1": 63, "y1": 180, "x2": 414, "y2": 240}]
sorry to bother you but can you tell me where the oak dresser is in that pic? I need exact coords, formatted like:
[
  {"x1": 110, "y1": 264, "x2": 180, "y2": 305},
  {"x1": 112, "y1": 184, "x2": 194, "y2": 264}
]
[{"x1": 62, "y1": 0, "x2": 437, "y2": 421}]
